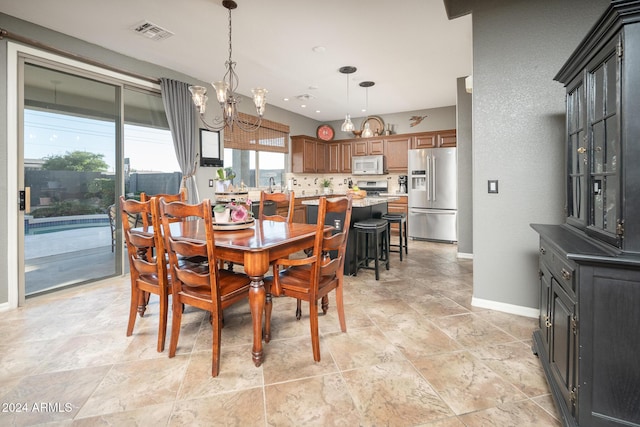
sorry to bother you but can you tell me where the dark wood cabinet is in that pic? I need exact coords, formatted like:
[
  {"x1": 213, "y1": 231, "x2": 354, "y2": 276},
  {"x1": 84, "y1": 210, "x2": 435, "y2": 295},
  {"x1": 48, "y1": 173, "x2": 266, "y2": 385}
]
[
  {"x1": 327, "y1": 142, "x2": 340, "y2": 174},
  {"x1": 532, "y1": 3, "x2": 640, "y2": 426}
]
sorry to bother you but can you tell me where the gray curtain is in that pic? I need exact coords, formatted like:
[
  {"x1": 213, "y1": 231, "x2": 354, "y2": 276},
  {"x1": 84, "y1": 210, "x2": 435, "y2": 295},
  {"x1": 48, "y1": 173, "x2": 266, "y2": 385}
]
[{"x1": 159, "y1": 78, "x2": 199, "y2": 203}]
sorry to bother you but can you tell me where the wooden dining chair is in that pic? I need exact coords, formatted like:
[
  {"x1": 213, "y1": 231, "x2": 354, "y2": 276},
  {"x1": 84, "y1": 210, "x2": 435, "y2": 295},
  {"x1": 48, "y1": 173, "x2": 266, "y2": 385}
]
[
  {"x1": 140, "y1": 188, "x2": 187, "y2": 223},
  {"x1": 120, "y1": 195, "x2": 168, "y2": 352},
  {"x1": 159, "y1": 197, "x2": 251, "y2": 377},
  {"x1": 264, "y1": 196, "x2": 353, "y2": 361},
  {"x1": 259, "y1": 190, "x2": 295, "y2": 223}
]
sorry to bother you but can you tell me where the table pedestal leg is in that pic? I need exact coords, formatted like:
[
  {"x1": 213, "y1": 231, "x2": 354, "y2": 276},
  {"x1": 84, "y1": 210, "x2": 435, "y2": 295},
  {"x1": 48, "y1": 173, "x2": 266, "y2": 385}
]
[{"x1": 248, "y1": 276, "x2": 265, "y2": 366}]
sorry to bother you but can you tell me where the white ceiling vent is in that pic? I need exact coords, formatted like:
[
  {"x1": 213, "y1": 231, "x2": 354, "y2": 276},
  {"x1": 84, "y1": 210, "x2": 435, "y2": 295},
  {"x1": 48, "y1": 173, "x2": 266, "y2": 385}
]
[{"x1": 132, "y1": 21, "x2": 174, "y2": 41}]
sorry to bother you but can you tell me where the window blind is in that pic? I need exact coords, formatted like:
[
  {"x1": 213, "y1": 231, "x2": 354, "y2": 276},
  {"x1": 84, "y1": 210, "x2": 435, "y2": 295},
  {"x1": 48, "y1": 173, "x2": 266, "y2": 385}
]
[{"x1": 223, "y1": 112, "x2": 290, "y2": 153}]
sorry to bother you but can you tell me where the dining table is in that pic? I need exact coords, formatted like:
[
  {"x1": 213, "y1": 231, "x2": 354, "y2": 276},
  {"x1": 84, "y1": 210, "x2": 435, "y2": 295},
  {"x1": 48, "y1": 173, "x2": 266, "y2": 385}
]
[{"x1": 153, "y1": 218, "x2": 326, "y2": 367}]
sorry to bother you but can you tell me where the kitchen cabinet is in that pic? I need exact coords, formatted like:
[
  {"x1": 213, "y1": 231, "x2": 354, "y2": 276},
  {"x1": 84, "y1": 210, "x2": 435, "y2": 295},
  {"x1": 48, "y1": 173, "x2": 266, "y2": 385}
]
[
  {"x1": 411, "y1": 130, "x2": 456, "y2": 149},
  {"x1": 340, "y1": 141, "x2": 352, "y2": 173},
  {"x1": 327, "y1": 142, "x2": 340, "y2": 174},
  {"x1": 353, "y1": 138, "x2": 384, "y2": 156},
  {"x1": 387, "y1": 195, "x2": 408, "y2": 235},
  {"x1": 291, "y1": 135, "x2": 326, "y2": 173},
  {"x1": 531, "y1": 4, "x2": 640, "y2": 426},
  {"x1": 384, "y1": 136, "x2": 411, "y2": 172}
]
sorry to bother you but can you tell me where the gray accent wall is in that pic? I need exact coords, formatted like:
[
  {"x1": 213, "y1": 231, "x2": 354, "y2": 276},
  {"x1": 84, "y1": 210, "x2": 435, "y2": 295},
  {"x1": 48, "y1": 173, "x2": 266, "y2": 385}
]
[{"x1": 445, "y1": 0, "x2": 610, "y2": 312}]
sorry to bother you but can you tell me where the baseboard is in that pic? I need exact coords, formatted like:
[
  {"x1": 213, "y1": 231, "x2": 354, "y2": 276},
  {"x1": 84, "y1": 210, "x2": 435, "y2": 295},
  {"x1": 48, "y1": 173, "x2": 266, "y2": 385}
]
[
  {"x1": 471, "y1": 297, "x2": 538, "y2": 318},
  {"x1": 0, "y1": 301, "x2": 11, "y2": 312},
  {"x1": 457, "y1": 252, "x2": 473, "y2": 259}
]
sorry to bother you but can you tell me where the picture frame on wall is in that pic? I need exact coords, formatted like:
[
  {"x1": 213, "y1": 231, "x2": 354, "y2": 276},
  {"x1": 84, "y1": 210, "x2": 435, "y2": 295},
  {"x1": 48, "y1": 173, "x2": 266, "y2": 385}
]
[{"x1": 199, "y1": 128, "x2": 223, "y2": 167}]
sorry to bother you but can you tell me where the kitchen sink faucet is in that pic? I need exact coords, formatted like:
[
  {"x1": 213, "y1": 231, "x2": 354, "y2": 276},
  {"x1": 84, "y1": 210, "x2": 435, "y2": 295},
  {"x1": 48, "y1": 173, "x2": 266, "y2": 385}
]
[{"x1": 268, "y1": 176, "x2": 276, "y2": 193}]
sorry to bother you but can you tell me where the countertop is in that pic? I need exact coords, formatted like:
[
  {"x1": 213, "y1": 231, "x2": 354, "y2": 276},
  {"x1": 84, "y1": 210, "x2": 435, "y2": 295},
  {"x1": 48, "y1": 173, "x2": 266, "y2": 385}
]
[
  {"x1": 379, "y1": 192, "x2": 408, "y2": 197},
  {"x1": 302, "y1": 196, "x2": 398, "y2": 208}
]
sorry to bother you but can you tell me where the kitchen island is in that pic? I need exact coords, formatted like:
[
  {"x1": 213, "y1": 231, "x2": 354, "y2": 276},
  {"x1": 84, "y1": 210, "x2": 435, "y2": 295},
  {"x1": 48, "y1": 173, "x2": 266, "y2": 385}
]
[{"x1": 303, "y1": 196, "x2": 399, "y2": 275}]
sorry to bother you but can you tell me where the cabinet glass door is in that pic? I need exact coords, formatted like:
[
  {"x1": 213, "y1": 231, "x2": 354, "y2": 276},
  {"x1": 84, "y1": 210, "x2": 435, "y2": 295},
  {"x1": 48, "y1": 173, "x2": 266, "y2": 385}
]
[
  {"x1": 566, "y1": 81, "x2": 586, "y2": 226},
  {"x1": 587, "y1": 44, "x2": 620, "y2": 244}
]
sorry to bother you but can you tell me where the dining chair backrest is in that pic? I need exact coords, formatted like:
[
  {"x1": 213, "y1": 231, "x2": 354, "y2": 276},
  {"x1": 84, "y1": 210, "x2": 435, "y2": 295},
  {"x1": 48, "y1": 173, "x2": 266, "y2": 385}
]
[
  {"x1": 140, "y1": 188, "x2": 187, "y2": 223},
  {"x1": 311, "y1": 196, "x2": 353, "y2": 291},
  {"x1": 259, "y1": 191, "x2": 295, "y2": 223},
  {"x1": 158, "y1": 198, "x2": 222, "y2": 306},
  {"x1": 120, "y1": 195, "x2": 165, "y2": 275}
]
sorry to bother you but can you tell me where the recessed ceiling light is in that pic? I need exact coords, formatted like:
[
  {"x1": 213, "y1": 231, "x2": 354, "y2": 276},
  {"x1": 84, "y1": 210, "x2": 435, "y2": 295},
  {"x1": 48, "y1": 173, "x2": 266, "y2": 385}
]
[
  {"x1": 308, "y1": 85, "x2": 318, "y2": 90},
  {"x1": 283, "y1": 97, "x2": 289, "y2": 102},
  {"x1": 301, "y1": 104, "x2": 307, "y2": 108},
  {"x1": 315, "y1": 110, "x2": 321, "y2": 113},
  {"x1": 312, "y1": 46, "x2": 326, "y2": 53}
]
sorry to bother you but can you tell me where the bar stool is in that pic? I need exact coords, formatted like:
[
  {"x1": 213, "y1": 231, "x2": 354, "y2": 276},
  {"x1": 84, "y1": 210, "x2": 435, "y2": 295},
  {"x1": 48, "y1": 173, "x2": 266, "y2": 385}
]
[
  {"x1": 382, "y1": 212, "x2": 408, "y2": 261},
  {"x1": 353, "y1": 218, "x2": 390, "y2": 280}
]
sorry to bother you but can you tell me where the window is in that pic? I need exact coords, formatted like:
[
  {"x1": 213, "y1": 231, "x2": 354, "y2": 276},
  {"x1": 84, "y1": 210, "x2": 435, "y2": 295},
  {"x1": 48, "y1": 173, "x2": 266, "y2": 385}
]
[
  {"x1": 223, "y1": 149, "x2": 285, "y2": 189},
  {"x1": 222, "y1": 112, "x2": 289, "y2": 190}
]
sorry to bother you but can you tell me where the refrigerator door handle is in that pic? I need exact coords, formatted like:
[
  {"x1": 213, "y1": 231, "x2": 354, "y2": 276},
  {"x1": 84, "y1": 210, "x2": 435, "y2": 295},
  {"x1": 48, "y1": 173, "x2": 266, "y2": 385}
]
[
  {"x1": 427, "y1": 156, "x2": 431, "y2": 201},
  {"x1": 432, "y1": 157, "x2": 437, "y2": 202}
]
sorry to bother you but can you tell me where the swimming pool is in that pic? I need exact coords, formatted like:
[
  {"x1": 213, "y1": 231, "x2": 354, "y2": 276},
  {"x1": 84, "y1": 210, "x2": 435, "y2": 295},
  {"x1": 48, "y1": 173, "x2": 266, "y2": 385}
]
[{"x1": 24, "y1": 215, "x2": 110, "y2": 235}]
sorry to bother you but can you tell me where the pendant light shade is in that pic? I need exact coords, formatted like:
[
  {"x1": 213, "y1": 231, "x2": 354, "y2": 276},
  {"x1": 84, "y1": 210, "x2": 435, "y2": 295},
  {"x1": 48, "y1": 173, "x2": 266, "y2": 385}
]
[
  {"x1": 359, "y1": 81, "x2": 375, "y2": 137},
  {"x1": 339, "y1": 66, "x2": 357, "y2": 133}
]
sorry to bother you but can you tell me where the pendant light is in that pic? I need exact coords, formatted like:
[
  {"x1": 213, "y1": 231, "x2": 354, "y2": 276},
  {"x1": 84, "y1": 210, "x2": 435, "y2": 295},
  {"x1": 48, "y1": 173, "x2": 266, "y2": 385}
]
[
  {"x1": 359, "y1": 81, "x2": 375, "y2": 137},
  {"x1": 339, "y1": 66, "x2": 357, "y2": 132}
]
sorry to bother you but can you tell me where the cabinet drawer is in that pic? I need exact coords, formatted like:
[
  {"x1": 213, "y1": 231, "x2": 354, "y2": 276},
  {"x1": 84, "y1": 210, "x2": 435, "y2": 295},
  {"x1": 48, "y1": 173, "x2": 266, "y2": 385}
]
[{"x1": 540, "y1": 240, "x2": 576, "y2": 295}]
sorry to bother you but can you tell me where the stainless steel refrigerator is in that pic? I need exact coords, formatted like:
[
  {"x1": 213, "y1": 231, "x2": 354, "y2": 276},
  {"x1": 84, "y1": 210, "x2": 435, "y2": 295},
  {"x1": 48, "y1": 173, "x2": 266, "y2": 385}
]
[{"x1": 408, "y1": 148, "x2": 457, "y2": 242}]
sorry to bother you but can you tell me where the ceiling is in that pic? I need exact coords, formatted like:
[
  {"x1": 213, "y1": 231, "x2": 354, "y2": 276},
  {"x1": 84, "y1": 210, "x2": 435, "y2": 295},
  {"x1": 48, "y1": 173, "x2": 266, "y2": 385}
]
[{"x1": 0, "y1": 0, "x2": 472, "y2": 122}]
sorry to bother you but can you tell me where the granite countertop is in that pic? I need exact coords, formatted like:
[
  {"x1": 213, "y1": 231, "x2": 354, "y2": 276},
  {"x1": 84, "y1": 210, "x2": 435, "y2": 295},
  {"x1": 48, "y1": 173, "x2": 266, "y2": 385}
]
[
  {"x1": 302, "y1": 196, "x2": 398, "y2": 208},
  {"x1": 378, "y1": 192, "x2": 408, "y2": 197}
]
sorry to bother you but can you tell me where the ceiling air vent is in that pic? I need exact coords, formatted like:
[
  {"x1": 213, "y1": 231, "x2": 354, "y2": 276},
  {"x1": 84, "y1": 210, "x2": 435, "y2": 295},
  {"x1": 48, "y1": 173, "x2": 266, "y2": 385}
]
[{"x1": 132, "y1": 21, "x2": 174, "y2": 41}]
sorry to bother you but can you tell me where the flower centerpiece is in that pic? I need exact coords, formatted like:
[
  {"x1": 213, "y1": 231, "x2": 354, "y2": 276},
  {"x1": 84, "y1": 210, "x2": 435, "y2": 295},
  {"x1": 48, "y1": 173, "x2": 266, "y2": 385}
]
[
  {"x1": 215, "y1": 167, "x2": 236, "y2": 192},
  {"x1": 213, "y1": 199, "x2": 253, "y2": 223}
]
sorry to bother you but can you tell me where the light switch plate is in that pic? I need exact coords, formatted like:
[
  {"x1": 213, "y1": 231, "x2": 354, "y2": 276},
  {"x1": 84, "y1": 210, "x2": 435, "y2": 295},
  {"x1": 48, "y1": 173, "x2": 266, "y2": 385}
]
[{"x1": 488, "y1": 180, "x2": 499, "y2": 193}]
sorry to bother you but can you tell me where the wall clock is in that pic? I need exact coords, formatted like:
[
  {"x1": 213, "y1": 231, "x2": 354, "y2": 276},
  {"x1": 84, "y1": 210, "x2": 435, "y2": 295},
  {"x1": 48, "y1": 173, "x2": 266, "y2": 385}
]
[{"x1": 316, "y1": 124, "x2": 335, "y2": 141}]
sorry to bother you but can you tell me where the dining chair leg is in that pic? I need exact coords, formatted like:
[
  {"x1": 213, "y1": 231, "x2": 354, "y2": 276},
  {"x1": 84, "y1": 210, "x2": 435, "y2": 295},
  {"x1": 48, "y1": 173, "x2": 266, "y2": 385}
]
[
  {"x1": 296, "y1": 299, "x2": 302, "y2": 320},
  {"x1": 264, "y1": 291, "x2": 272, "y2": 342},
  {"x1": 211, "y1": 310, "x2": 222, "y2": 377},
  {"x1": 309, "y1": 299, "x2": 321, "y2": 362},
  {"x1": 126, "y1": 288, "x2": 139, "y2": 337},
  {"x1": 168, "y1": 299, "x2": 183, "y2": 358},
  {"x1": 157, "y1": 293, "x2": 168, "y2": 352},
  {"x1": 336, "y1": 285, "x2": 346, "y2": 332},
  {"x1": 321, "y1": 295, "x2": 329, "y2": 315}
]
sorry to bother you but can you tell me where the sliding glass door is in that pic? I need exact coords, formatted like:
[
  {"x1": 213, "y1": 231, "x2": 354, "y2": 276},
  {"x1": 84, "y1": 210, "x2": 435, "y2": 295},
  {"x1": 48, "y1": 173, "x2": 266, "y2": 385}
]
[{"x1": 21, "y1": 62, "x2": 121, "y2": 295}]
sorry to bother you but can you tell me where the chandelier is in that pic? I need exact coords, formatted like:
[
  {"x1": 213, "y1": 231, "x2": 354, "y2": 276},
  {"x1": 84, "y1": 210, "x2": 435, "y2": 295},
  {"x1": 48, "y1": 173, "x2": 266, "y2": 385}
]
[
  {"x1": 188, "y1": 0, "x2": 267, "y2": 132},
  {"x1": 339, "y1": 66, "x2": 357, "y2": 132}
]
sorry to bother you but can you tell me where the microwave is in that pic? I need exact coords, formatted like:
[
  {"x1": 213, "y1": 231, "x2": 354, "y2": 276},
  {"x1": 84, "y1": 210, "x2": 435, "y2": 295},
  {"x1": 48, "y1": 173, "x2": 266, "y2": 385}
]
[{"x1": 352, "y1": 155, "x2": 387, "y2": 175}]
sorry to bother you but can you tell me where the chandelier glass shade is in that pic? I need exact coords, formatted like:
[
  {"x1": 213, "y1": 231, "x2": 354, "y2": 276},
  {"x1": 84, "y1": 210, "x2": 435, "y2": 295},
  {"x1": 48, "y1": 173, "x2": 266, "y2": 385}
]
[
  {"x1": 189, "y1": 0, "x2": 266, "y2": 132},
  {"x1": 360, "y1": 81, "x2": 375, "y2": 137}
]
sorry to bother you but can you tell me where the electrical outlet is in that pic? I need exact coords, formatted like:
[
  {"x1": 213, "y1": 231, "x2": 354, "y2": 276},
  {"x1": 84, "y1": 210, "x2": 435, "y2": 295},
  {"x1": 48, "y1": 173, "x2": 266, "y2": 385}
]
[
  {"x1": 488, "y1": 180, "x2": 499, "y2": 193},
  {"x1": 209, "y1": 179, "x2": 214, "y2": 187}
]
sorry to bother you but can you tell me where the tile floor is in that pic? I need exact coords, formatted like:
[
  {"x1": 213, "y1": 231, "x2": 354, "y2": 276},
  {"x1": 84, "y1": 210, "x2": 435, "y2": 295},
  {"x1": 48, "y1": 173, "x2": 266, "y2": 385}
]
[{"x1": 0, "y1": 240, "x2": 561, "y2": 426}]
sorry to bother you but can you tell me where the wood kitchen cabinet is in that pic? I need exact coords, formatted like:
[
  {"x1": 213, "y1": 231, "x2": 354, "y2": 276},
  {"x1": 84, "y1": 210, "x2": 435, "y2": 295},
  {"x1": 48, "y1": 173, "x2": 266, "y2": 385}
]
[
  {"x1": 340, "y1": 141, "x2": 352, "y2": 173},
  {"x1": 384, "y1": 136, "x2": 411, "y2": 172},
  {"x1": 411, "y1": 130, "x2": 456, "y2": 149},
  {"x1": 291, "y1": 135, "x2": 326, "y2": 173},
  {"x1": 353, "y1": 138, "x2": 384, "y2": 156},
  {"x1": 387, "y1": 195, "x2": 408, "y2": 235},
  {"x1": 531, "y1": 4, "x2": 640, "y2": 426},
  {"x1": 327, "y1": 142, "x2": 340, "y2": 174}
]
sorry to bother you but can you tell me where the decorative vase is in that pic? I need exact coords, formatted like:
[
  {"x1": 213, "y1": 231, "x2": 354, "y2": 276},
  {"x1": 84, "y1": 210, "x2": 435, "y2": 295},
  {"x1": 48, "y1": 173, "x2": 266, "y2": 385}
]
[
  {"x1": 214, "y1": 208, "x2": 231, "y2": 223},
  {"x1": 215, "y1": 180, "x2": 232, "y2": 193},
  {"x1": 323, "y1": 187, "x2": 331, "y2": 195}
]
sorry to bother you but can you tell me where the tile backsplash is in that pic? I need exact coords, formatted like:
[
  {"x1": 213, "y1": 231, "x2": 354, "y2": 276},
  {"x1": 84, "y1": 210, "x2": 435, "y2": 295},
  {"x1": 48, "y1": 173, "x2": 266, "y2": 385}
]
[{"x1": 286, "y1": 173, "x2": 406, "y2": 195}]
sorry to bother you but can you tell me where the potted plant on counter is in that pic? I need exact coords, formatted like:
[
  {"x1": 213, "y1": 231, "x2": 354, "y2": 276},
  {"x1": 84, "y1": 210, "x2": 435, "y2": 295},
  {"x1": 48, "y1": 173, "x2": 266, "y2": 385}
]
[
  {"x1": 212, "y1": 199, "x2": 253, "y2": 223},
  {"x1": 320, "y1": 178, "x2": 333, "y2": 195},
  {"x1": 214, "y1": 167, "x2": 236, "y2": 193}
]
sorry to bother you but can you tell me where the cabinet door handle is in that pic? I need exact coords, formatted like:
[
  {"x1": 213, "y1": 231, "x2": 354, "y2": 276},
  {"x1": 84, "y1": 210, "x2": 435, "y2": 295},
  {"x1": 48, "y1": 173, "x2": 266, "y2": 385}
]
[
  {"x1": 545, "y1": 319, "x2": 552, "y2": 328},
  {"x1": 540, "y1": 247, "x2": 546, "y2": 255},
  {"x1": 577, "y1": 146, "x2": 586, "y2": 154},
  {"x1": 561, "y1": 268, "x2": 572, "y2": 281}
]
